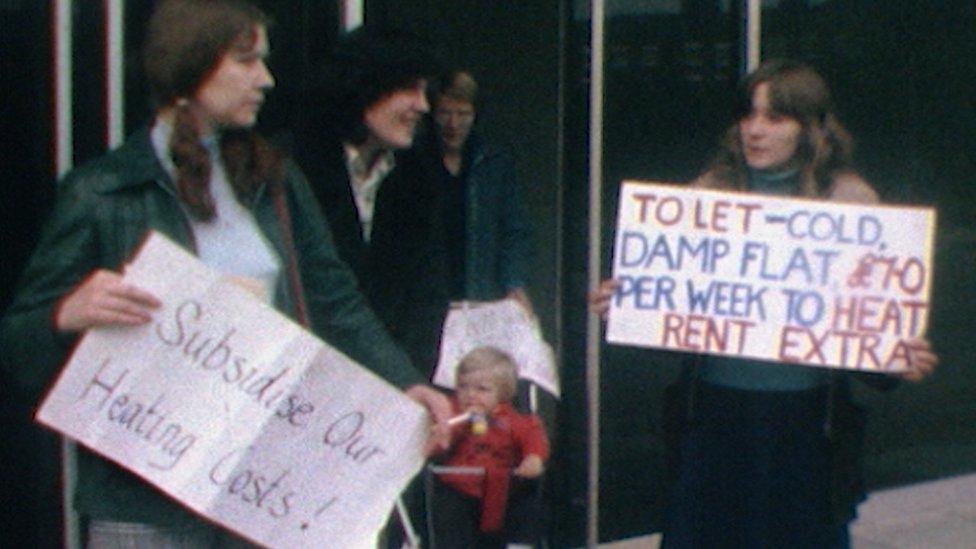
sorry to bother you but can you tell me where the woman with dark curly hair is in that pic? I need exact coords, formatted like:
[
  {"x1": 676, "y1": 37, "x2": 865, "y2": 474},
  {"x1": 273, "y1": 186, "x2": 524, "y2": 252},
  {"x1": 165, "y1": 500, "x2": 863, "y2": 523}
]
[{"x1": 293, "y1": 27, "x2": 445, "y2": 374}]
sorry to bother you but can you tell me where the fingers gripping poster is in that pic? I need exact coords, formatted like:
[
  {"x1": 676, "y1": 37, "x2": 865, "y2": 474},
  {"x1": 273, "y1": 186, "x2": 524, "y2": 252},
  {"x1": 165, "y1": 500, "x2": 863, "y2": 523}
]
[
  {"x1": 36, "y1": 232, "x2": 428, "y2": 548},
  {"x1": 606, "y1": 181, "x2": 936, "y2": 373}
]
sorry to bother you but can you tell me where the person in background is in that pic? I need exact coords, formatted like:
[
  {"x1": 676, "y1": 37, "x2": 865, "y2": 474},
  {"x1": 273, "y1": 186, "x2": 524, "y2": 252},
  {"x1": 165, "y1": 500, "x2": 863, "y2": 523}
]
[
  {"x1": 293, "y1": 27, "x2": 445, "y2": 375},
  {"x1": 430, "y1": 346, "x2": 549, "y2": 549},
  {"x1": 420, "y1": 71, "x2": 554, "y2": 548},
  {"x1": 590, "y1": 59, "x2": 938, "y2": 548},
  {"x1": 0, "y1": 1, "x2": 449, "y2": 546},
  {"x1": 423, "y1": 70, "x2": 534, "y2": 317}
]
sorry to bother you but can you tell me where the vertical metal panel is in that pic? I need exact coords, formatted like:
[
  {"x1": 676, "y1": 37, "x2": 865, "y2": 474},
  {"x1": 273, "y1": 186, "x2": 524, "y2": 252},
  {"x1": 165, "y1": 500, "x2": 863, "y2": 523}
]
[
  {"x1": 552, "y1": 0, "x2": 568, "y2": 375},
  {"x1": 105, "y1": 0, "x2": 123, "y2": 147},
  {"x1": 586, "y1": 0, "x2": 605, "y2": 546},
  {"x1": 54, "y1": 0, "x2": 82, "y2": 544},
  {"x1": 745, "y1": 0, "x2": 760, "y2": 73},
  {"x1": 54, "y1": 0, "x2": 72, "y2": 177},
  {"x1": 60, "y1": 441, "x2": 80, "y2": 549},
  {"x1": 341, "y1": 0, "x2": 363, "y2": 31}
]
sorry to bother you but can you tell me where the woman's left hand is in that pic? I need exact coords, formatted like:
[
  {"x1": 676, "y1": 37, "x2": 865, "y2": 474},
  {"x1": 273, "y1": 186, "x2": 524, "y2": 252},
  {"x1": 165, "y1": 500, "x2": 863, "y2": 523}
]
[
  {"x1": 507, "y1": 287, "x2": 536, "y2": 318},
  {"x1": 898, "y1": 338, "x2": 939, "y2": 382},
  {"x1": 404, "y1": 385, "x2": 452, "y2": 455}
]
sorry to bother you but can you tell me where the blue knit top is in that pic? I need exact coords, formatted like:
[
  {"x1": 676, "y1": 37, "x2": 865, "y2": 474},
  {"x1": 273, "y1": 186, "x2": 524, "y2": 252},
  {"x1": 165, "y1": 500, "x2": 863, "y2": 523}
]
[{"x1": 699, "y1": 168, "x2": 830, "y2": 391}]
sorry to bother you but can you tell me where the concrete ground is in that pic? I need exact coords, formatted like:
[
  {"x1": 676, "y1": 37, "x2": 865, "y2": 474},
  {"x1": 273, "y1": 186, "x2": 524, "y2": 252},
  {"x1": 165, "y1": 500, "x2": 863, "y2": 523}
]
[
  {"x1": 849, "y1": 473, "x2": 976, "y2": 549},
  {"x1": 586, "y1": 472, "x2": 976, "y2": 548}
]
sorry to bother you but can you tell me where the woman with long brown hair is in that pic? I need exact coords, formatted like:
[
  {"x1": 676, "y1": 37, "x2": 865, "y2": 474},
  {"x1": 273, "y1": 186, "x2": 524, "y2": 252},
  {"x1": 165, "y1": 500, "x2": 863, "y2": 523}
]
[
  {"x1": 695, "y1": 59, "x2": 870, "y2": 201},
  {"x1": 592, "y1": 59, "x2": 937, "y2": 548},
  {"x1": 1, "y1": 1, "x2": 448, "y2": 546}
]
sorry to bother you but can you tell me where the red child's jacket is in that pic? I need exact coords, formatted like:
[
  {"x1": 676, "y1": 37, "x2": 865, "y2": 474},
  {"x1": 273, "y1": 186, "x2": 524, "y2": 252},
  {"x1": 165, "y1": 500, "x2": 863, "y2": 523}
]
[{"x1": 438, "y1": 400, "x2": 550, "y2": 532}]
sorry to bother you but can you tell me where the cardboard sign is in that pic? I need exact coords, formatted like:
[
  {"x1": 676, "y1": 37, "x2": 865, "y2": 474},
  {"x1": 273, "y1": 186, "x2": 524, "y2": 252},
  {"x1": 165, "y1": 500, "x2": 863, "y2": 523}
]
[
  {"x1": 606, "y1": 181, "x2": 936, "y2": 373},
  {"x1": 36, "y1": 232, "x2": 428, "y2": 548},
  {"x1": 433, "y1": 300, "x2": 560, "y2": 398}
]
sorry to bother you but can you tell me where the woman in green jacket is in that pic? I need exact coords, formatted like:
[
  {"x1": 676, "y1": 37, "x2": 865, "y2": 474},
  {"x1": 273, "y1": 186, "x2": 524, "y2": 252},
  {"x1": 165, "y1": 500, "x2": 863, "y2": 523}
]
[{"x1": 0, "y1": 0, "x2": 448, "y2": 546}]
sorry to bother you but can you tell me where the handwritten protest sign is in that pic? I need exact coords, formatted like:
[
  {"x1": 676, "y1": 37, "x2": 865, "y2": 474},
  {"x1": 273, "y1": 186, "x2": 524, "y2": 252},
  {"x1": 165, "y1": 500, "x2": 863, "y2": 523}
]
[
  {"x1": 606, "y1": 181, "x2": 936, "y2": 373},
  {"x1": 36, "y1": 232, "x2": 428, "y2": 548},
  {"x1": 433, "y1": 300, "x2": 560, "y2": 398}
]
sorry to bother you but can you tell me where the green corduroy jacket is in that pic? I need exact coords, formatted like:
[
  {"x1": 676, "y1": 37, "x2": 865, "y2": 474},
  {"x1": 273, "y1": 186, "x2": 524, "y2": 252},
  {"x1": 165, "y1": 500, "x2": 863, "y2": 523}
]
[{"x1": 0, "y1": 126, "x2": 424, "y2": 526}]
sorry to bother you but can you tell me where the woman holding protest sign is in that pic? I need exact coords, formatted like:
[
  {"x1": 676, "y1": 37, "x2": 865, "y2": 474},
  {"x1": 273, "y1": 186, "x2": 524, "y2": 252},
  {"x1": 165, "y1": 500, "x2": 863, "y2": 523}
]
[
  {"x1": 590, "y1": 59, "x2": 938, "y2": 548},
  {"x1": 0, "y1": 0, "x2": 449, "y2": 546}
]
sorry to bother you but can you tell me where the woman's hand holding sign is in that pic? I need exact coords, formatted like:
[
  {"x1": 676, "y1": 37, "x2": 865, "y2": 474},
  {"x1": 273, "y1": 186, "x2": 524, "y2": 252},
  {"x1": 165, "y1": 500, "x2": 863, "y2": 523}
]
[
  {"x1": 404, "y1": 384, "x2": 452, "y2": 455},
  {"x1": 55, "y1": 270, "x2": 161, "y2": 332},
  {"x1": 898, "y1": 338, "x2": 938, "y2": 382},
  {"x1": 588, "y1": 278, "x2": 620, "y2": 320}
]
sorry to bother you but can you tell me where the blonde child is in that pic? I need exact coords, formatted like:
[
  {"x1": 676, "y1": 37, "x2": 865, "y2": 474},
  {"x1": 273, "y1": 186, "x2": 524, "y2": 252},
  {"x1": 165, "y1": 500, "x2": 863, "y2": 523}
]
[{"x1": 431, "y1": 347, "x2": 549, "y2": 548}]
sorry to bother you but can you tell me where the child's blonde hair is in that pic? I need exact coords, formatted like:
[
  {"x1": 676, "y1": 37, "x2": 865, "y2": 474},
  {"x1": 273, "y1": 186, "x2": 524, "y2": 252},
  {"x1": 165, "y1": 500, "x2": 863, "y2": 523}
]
[{"x1": 457, "y1": 347, "x2": 519, "y2": 402}]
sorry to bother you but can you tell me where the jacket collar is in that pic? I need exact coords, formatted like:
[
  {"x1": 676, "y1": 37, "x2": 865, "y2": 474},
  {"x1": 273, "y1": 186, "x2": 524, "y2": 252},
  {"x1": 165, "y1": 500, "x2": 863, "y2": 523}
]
[
  {"x1": 93, "y1": 125, "x2": 175, "y2": 195},
  {"x1": 464, "y1": 131, "x2": 487, "y2": 165},
  {"x1": 419, "y1": 128, "x2": 496, "y2": 171}
]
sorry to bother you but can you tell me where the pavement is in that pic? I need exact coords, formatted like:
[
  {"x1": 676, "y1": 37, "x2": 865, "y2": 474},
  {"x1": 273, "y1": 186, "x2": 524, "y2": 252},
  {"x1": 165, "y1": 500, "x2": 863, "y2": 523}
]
[
  {"x1": 587, "y1": 472, "x2": 976, "y2": 548},
  {"x1": 849, "y1": 473, "x2": 976, "y2": 548}
]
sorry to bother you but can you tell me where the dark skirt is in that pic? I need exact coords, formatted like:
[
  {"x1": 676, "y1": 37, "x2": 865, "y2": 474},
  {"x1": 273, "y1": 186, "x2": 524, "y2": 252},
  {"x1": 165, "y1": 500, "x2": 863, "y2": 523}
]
[{"x1": 662, "y1": 381, "x2": 848, "y2": 549}]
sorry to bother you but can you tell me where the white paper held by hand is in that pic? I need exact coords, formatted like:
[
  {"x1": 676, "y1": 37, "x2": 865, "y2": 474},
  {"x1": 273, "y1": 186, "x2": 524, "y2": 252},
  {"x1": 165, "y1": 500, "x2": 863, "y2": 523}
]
[{"x1": 36, "y1": 231, "x2": 428, "y2": 548}]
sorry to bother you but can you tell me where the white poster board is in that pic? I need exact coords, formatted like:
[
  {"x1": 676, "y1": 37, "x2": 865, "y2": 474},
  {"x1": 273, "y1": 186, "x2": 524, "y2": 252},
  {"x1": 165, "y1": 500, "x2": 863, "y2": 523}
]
[
  {"x1": 433, "y1": 300, "x2": 560, "y2": 398},
  {"x1": 36, "y1": 232, "x2": 428, "y2": 548},
  {"x1": 606, "y1": 181, "x2": 936, "y2": 373}
]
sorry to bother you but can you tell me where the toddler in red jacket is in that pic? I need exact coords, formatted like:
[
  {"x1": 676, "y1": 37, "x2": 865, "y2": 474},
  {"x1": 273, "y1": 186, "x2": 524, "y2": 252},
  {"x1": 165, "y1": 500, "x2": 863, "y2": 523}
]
[{"x1": 431, "y1": 347, "x2": 550, "y2": 548}]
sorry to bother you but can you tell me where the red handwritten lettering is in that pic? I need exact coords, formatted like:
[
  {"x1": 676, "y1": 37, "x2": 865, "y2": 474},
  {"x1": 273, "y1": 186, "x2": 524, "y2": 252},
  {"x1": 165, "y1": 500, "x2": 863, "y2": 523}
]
[
  {"x1": 777, "y1": 327, "x2": 905, "y2": 371},
  {"x1": 831, "y1": 296, "x2": 929, "y2": 337},
  {"x1": 661, "y1": 313, "x2": 753, "y2": 353}
]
